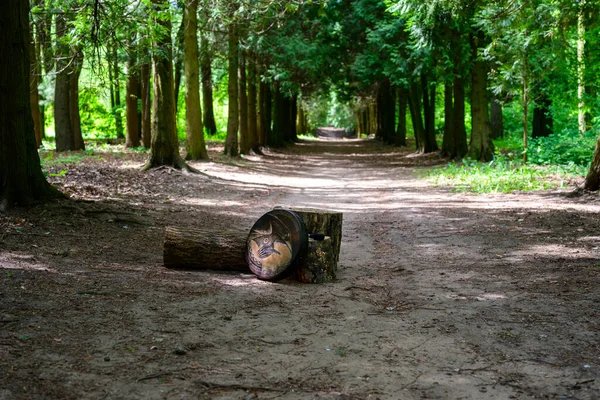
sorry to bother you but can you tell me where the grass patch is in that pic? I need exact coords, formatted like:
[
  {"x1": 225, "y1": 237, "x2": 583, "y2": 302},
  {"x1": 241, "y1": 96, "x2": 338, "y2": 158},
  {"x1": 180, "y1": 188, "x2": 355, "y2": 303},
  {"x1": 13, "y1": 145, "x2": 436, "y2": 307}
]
[{"x1": 426, "y1": 156, "x2": 586, "y2": 194}]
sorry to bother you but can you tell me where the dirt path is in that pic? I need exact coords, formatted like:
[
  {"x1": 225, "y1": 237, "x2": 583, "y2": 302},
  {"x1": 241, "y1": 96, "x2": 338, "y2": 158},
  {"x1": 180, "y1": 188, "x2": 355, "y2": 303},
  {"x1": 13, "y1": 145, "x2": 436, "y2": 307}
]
[{"x1": 1, "y1": 138, "x2": 600, "y2": 399}]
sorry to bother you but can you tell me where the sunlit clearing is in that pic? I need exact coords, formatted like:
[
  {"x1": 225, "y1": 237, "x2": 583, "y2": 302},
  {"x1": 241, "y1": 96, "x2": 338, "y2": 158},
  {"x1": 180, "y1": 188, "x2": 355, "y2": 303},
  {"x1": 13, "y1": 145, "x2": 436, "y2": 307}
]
[
  {"x1": 211, "y1": 275, "x2": 270, "y2": 287},
  {"x1": 0, "y1": 252, "x2": 57, "y2": 273}
]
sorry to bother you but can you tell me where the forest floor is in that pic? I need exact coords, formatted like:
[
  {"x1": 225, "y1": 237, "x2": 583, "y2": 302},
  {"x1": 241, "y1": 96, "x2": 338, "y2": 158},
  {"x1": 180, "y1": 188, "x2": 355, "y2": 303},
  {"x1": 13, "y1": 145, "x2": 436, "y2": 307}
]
[{"x1": 2, "y1": 135, "x2": 600, "y2": 400}]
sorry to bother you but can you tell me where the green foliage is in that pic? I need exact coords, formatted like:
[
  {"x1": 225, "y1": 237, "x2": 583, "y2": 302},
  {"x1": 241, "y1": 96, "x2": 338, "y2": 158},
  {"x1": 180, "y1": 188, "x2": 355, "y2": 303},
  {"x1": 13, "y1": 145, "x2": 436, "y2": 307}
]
[
  {"x1": 529, "y1": 130, "x2": 597, "y2": 167},
  {"x1": 426, "y1": 156, "x2": 585, "y2": 194}
]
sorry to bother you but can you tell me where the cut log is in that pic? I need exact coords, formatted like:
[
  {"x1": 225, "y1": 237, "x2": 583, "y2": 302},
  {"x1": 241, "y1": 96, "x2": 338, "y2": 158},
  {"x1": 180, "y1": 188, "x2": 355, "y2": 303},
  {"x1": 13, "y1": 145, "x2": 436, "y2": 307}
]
[
  {"x1": 163, "y1": 226, "x2": 249, "y2": 271},
  {"x1": 293, "y1": 236, "x2": 337, "y2": 283},
  {"x1": 281, "y1": 207, "x2": 343, "y2": 261},
  {"x1": 163, "y1": 208, "x2": 343, "y2": 283}
]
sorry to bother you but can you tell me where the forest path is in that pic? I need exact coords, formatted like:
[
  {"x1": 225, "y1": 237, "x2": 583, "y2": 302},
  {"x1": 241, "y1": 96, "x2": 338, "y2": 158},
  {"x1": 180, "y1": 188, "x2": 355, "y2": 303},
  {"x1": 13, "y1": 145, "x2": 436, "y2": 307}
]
[{"x1": 1, "y1": 138, "x2": 600, "y2": 399}]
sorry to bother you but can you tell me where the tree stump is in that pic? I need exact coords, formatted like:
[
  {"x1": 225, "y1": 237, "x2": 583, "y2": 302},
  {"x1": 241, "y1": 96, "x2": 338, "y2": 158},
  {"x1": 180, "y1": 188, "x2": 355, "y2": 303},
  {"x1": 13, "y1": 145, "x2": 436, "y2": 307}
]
[
  {"x1": 279, "y1": 207, "x2": 343, "y2": 261},
  {"x1": 293, "y1": 236, "x2": 336, "y2": 283},
  {"x1": 163, "y1": 226, "x2": 249, "y2": 271}
]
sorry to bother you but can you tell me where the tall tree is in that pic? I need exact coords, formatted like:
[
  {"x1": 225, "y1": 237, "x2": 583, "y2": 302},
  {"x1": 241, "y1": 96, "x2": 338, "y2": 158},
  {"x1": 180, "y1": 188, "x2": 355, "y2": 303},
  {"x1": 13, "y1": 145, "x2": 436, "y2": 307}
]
[
  {"x1": 183, "y1": 0, "x2": 209, "y2": 160},
  {"x1": 140, "y1": 61, "x2": 152, "y2": 148},
  {"x1": 0, "y1": 0, "x2": 61, "y2": 209},
  {"x1": 467, "y1": 29, "x2": 494, "y2": 161},
  {"x1": 143, "y1": 0, "x2": 195, "y2": 171},
  {"x1": 29, "y1": 20, "x2": 43, "y2": 148},
  {"x1": 225, "y1": 22, "x2": 239, "y2": 156},
  {"x1": 200, "y1": 32, "x2": 218, "y2": 136},
  {"x1": 54, "y1": 12, "x2": 75, "y2": 152},
  {"x1": 238, "y1": 51, "x2": 250, "y2": 154},
  {"x1": 113, "y1": 45, "x2": 124, "y2": 139},
  {"x1": 125, "y1": 34, "x2": 141, "y2": 148}
]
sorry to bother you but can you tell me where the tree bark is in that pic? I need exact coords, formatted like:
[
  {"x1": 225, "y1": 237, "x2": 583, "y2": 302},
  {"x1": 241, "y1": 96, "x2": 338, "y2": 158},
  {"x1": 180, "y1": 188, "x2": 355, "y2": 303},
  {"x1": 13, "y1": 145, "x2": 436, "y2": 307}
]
[
  {"x1": 112, "y1": 45, "x2": 124, "y2": 139},
  {"x1": 290, "y1": 94, "x2": 298, "y2": 142},
  {"x1": 183, "y1": 0, "x2": 209, "y2": 161},
  {"x1": 293, "y1": 237, "x2": 337, "y2": 283},
  {"x1": 0, "y1": 0, "x2": 61, "y2": 209},
  {"x1": 452, "y1": 75, "x2": 468, "y2": 159},
  {"x1": 54, "y1": 13, "x2": 75, "y2": 152},
  {"x1": 225, "y1": 23, "x2": 239, "y2": 156},
  {"x1": 422, "y1": 74, "x2": 439, "y2": 152},
  {"x1": 395, "y1": 88, "x2": 407, "y2": 146},
  {"x1": 143, "y1": 0, "x2": 192, "y2": 171},
  {"x1": 163, "y1": 226, "x2": 250, "y2": 271},
  {"x1": 200, "y1": 32, "x2": 217, "y2": 136},
  {"x1": 173, "y1": 15, "x2": 185, "y2": 113},
  {"x1": 70, "y1": 50, "x2": 85, "y2": 151},
  {"x1": 376, "y1": 79, "x2": 395, "y2": 144},
  {"x1": 125, "y1": 39, "x2": 141, "y2": 148},
  {"x1": 407, "y1": 81, "x2": 426, "y2": 153},
  {"x1": 490, "y1": 93, "x2": 504, "y2": 139},
  {"x1": 238, "y1": 51, "x2": 250, "y2": 154},
  {"x1": 271, "y1": 85, "x2": 287, "y2": 147},
  {"x1": 577, "y1": 1, "x2": 586, "y2": 133},
  {"x1": 140, "y1": 62, "x2": 151, "y2": 148},
  {"x1": 246, "y1": 55, "x2": 259, "y2": 151},
  {"x1": 585, "y1": 134, "x2": 600, "y2": 191},
  {"x1": 286, "y1": 208, "x2": 343, "y2": 262},
  {"x1": 441, "y1": 82, "x2": 454, "y2": 157},
  {"x1": 468, "y1": 56, "x2": 494, "y2": 162},
  {"x1": 258, "y1": 79, "x2": 271, "y2": 147},
  {"x1": 29, "y1": 22, "x2": 42, "y2": 148},
  {"x1": 297, "y1": 103, "x2": 306, "y2": 136}
]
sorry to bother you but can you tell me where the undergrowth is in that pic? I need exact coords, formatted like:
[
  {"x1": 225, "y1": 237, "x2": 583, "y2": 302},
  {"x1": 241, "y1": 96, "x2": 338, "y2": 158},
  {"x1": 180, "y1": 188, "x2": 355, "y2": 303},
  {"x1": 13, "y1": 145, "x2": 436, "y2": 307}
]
[
  {"x1": 426, "y1": 128, "x2": 595, "y2": 193},
  {"x1": 427, "y1": 157, "x2": 585, "y2": 193}
]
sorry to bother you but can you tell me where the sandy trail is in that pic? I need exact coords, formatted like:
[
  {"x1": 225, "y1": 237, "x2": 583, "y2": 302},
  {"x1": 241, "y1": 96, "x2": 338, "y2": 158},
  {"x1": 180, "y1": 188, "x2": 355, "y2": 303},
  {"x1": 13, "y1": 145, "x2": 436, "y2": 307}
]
[{"x1": 1, "y1": 138, "x2": 599, "y2": 399}]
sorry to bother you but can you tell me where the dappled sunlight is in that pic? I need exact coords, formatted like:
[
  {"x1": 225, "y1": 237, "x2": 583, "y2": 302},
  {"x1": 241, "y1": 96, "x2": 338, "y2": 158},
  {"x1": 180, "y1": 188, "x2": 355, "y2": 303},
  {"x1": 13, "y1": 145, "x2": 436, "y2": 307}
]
[
  {"x1": 448, "y1": 293, "x2": 507, "y2": 301},
  {"x1": 211, "y1": 274, "x2": 273, "y2": 287},
  {"x1": 0, "y1": 252, "x2": 57, "y2": 273}
]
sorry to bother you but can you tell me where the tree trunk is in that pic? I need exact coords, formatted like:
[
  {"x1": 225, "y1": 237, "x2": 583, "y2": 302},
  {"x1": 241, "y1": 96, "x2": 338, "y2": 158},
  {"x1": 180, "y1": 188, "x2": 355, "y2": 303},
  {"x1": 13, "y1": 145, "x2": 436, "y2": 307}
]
[
  {"x1": 173, "y1": 15, "x2": 185, "y2": 113},
  {"x1": 143, "y1": 0, "x2": 192, "y2": 171},
  {"x1": 125, "y1": 40, "x2": 141, "y2": 148},
  {"x1": 585, "y1": 134, "x2": 600, "y2": 191},
  {"x1": 407, "y1": 81, "x2": 426, "y2": 153},
  {"x1": 523, "y1": 51, "x2": 529, "y2": 164},
  {"x1": 163, "y1": 226, "x2": 250, "y2": 271},
  {"x1": 490, "y1": 93, "x2": 504, "y2": 139},
  {"x1": 422, "y1": 74, "x2": 439, "y2": 152},
  {"x1": 29, "y1": 22, "x2": 42, "y2": 148},
  {"x1": 200, "y1": 32, "x2": 217, "y2": 136},
  {"x1": 0, "y1": 0, "x2": 61, "y2": 209},
  {"x1": 258, "y1": 79, "x2": 271, "y2": 147},
  {"x1": 532, "y1": 93, "x2": 552, "y2": 138},
  {"x1": 70, "y1": 50, "x2": 85, "y2": 150},
  {"x1": 298, "y1": 104, "x2": 306, "y2": 136},
  {"x1": 183, "y1": 0, "x2": 209, "y2": 161},
  {"x1": 395, "y1": 88, "x2": 407, "y2": 146},
  {"x1": 441, "y1": 82, "x2": 454, "y2": 157},
  {"x1": 468, "y1": 56, "x2": 494, "y2": 162},
  {"x1": 290, "y1": 94, "x2": 298, "y2": 142},
  {"x1": 225, "y1": 23, "x2": 239, "y2": 157},
  {"x1": 293, "y1": 237, "x2": 337, "y2": 284},
  {"x1": 112, "y1": 45, "x2": 124, "y2": 139},
  {"x1": 238, "y1": 51, "x2": 250, "y2": 154},
  {"x1": 271, "y1": 85, "x2": 287, "y2": 147},
  {"x1": 140, "y1": 62, "x2": 151, "y2": 148},
  {"x1": 376, "y1": 79, "x2": 395, "y2": 144},
  {"x1": 286, "y1": 207, "x2": 343, "y2": 262},
  {"x1": 54, "y1": 13, "x2": 75, "y2": 152},
  {"x1": 246, "y1": 55, "x2": 259, "y2": 152},
  {"x1": 421, "y1": 74, "x2": 439, "y2": 153},
  {"x1": 577, "y1": 1, "x2": 586, "y2": 133},
  {"x1": 452, "y1": 75, "x2": 468, "y2": 159}
]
